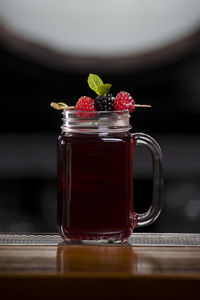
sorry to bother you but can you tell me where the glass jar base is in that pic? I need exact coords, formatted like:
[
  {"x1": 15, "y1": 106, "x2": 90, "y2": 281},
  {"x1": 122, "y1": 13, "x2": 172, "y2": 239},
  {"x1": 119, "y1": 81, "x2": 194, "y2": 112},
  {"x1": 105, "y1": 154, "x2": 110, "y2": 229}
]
[
  {"x1": 60, "y1": 230, "x2": 132, "y2": 245},
  {"x1": 62, "y1": 239, "x2": 128, "y2": 245}
]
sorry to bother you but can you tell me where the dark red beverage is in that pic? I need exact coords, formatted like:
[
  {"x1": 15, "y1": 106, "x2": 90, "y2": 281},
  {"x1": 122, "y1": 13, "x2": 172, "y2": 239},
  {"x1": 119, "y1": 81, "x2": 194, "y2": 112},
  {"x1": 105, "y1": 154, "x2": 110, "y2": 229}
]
[{"x1": 57, "y1": 132, "x2": 137, "y2": 243}]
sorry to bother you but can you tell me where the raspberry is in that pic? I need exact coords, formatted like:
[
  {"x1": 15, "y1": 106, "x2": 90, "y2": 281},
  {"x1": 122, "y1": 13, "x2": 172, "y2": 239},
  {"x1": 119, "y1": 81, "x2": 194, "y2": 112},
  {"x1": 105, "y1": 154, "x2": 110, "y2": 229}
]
[
  {"x1": 94, "y1": 94, "x2": 115, "y2": 111},
  {"x1": 75, "y1": 96, "x2": 95, "y2": 118},
  {"x1": 75, "y1": 96, "x2": 95, "y2": 111},
  {"x1": 114, "y1": 91, "x2": 135, "y2": 112}
]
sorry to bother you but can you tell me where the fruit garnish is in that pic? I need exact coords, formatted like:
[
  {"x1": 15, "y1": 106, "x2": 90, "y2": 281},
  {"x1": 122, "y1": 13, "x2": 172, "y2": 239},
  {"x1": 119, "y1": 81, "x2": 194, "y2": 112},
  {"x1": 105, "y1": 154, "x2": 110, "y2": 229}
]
[
  {"x1": 88, "y1": 73, "x2": 112, "y2": 96},
  {"x1": 75, "y1": 96, "x2": 95, "y2": 111},
  {"x1": 114, "y1": 91, "x2": 151, "y2": 112},
  {"x1": 51, "y1": 74, "x2": 151, "y2": 114},
  {"x1": 114, "y1": 91, "x2": 135, "y2": 112},
  {"x1": 88, "y1": 74, "x2": 114, "y2": 111},
  {"x1": 95, "y1": 94, "x2": 115, "y2": 111},
  {"x1": 74, "y1": 96, "x2": 95, "y2": 118}
]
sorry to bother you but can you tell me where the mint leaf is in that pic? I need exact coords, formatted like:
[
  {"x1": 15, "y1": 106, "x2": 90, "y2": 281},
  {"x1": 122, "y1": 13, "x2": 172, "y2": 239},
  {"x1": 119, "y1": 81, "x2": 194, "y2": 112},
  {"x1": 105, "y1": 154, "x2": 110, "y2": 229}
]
[
  {"x1": 88, "y1": 73, "x2": 112, "y2": 96},
  {"x1": 88, "y1": 74, "x2": 104, "y2": 94},
  {"x1": 96, "y1": 84, "x2": 112, "y2": 96}
]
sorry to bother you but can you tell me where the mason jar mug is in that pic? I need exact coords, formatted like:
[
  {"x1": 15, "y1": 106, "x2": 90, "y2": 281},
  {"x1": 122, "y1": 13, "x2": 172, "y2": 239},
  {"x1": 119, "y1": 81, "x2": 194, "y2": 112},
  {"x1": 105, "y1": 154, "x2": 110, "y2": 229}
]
[{"x1": 57, "y1": 110, "x2": 163, "y2": 244}]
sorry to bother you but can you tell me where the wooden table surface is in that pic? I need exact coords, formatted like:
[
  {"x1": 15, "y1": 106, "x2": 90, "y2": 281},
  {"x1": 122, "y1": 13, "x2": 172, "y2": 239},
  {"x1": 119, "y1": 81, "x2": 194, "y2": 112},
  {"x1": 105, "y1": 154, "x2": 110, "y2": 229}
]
[{"x1": 0, "y1": 234, "x2": 200, "y2": 300}]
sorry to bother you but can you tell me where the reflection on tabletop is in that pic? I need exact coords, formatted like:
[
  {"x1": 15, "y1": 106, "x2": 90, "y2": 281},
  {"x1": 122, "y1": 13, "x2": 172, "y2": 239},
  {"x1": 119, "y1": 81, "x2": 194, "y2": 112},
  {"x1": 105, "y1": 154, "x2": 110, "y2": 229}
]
[
  {"x1": 0, "y1": 244, "x2": 200, "y2": 275},
  {"x1": 57, "y1": 245, "x2": 200, "y2": 275}
]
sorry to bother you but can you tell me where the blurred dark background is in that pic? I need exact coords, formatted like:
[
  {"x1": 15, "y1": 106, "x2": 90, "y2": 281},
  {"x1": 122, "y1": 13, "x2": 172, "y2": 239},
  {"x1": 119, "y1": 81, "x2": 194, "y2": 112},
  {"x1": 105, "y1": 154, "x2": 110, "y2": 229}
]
[{"x1": 0, "y1": 0, "x2": 200, "y2": 233}]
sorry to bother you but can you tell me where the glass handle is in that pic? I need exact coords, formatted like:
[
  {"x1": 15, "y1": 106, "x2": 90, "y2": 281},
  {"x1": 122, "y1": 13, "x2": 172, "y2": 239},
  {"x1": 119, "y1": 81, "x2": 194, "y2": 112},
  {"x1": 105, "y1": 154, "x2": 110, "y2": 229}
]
[{"x1": 132, "y1": 133, "x2": 164, "y2": 227}]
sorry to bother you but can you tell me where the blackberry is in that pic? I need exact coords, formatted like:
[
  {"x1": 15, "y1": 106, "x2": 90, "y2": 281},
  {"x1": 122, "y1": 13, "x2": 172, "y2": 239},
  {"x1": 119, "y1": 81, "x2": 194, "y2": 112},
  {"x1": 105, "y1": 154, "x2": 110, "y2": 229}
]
[{"x1": 94, "y1": 94, "x2": 115, "y2": 111}]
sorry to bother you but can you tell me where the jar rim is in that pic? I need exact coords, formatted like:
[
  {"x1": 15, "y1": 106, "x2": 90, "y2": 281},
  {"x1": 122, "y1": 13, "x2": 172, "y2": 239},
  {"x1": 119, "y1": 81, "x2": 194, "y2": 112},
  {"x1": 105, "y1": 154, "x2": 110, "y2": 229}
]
[
  {"x1": 62, "y1": 109, "x2": 129, "y2": 114},
  {"x1": 61, "y1": 109, "x2": 131, "y2": 133}
]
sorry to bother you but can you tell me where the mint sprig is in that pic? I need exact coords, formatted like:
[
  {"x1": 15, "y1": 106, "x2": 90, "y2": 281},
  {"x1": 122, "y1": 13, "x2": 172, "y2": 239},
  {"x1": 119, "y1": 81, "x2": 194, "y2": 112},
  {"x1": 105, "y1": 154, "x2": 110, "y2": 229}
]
[{"x1": 88, "y1": 73, "x2": 112, "y2": 96}]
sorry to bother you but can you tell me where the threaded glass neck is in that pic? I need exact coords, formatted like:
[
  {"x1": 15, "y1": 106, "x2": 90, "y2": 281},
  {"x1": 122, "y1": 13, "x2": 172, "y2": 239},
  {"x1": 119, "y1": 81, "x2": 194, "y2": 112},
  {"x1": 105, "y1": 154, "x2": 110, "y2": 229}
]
[{"x1": 61, "y1": 110, "x2": 131, "y2": 133}]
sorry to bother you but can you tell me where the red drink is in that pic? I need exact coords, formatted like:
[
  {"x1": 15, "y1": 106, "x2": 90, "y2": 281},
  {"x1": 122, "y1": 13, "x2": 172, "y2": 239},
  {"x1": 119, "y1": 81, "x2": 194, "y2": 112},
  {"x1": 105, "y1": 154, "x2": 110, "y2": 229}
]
[{"x1": 57, "y1": 131, "x2": 137, "y2": 243}]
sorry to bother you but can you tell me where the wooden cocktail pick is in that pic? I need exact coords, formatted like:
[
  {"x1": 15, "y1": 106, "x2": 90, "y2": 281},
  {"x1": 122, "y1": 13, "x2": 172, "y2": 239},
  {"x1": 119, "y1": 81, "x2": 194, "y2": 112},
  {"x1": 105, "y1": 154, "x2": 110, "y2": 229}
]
[
  {"x1": 51, "y1": 102, "x2": 74, "y2": 110},
  {"x1": 51, "y1": 102, "x2": 151, "y2": 110},
  {"x1": 135, "y1": 104, "x2": 151, "y2": 108}
]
